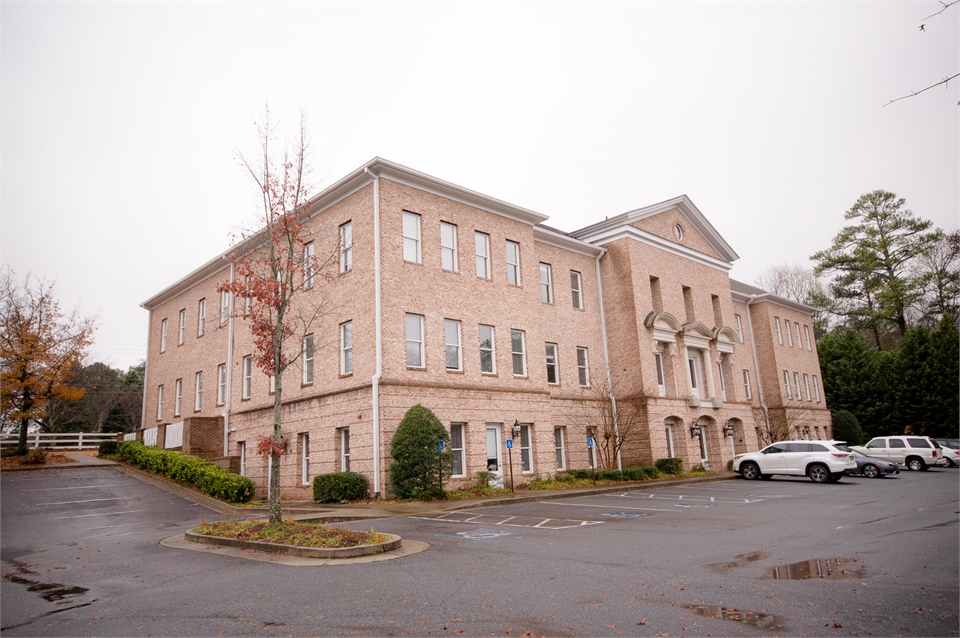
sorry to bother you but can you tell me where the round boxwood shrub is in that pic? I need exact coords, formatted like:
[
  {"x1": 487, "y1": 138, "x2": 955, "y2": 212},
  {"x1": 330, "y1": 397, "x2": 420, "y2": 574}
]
[
  {"x1": 389, "y1": 404, "x2": 452, "y2": 500},
  {"x1": 98, "y1": 440, "x2": 119, "y2": 456},
  {"x1": 831, "y1": 409, "x2": 864, "y2": 446},
  {"x1": 313, "y1": 472, "x2": 368, "y2": 503},
  {"x1": 655, "y1": 457, "x2": 684, "y2": 476}
]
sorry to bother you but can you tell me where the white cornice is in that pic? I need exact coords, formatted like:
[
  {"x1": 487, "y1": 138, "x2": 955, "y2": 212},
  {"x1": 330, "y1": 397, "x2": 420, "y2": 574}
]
[
  {"x1": 584, "y1": 225, "x2": 733, "y2": 272},
  {"x1": 533, "y1": 226, "x2": 604, "y2": 257},
  {"x1": 571, "y1": 194, "x2": 739, "y2": 264},
  {"x1": 730, "y1": 289, "x2": 814, "y2": 315}
]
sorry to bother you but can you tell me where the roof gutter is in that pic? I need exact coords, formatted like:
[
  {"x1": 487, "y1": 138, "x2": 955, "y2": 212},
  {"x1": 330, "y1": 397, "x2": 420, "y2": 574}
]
[{"x1": 365, "y1": 167, "x2": 383, "y2": 498}]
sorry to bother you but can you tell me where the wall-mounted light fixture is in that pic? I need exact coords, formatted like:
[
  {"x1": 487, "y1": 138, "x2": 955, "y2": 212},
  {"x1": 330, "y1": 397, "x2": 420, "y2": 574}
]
[
  {"x1": 690, "y1": 418, "x2": 702, "y2": 438},
  {"x1": 723, "y1": 419, "x2": 735, "y2": 438}
]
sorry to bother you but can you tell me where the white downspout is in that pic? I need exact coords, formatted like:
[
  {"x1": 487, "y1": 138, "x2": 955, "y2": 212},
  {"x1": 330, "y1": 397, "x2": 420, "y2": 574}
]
[
  {"x1": 594, "y1": 249, "x2": 621, "y2": 471},
  {"x1": 223, "y1": 261, "x2": 236, "y2": 456},
  {"x1": 140, "y1": 310, "x2": 152, "y2": 430},
  {"x1": 745, "y1": 295, "x2": 772, "y2": 442},
  {"x1": 365, "y1": 168, "x2": 383, "y2": 498}
]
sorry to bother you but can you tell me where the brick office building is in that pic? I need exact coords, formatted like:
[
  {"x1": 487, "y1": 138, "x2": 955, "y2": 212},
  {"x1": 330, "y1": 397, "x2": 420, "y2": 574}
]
[{"x1": 140, "y1": 158, "x2": 830, "y2": 499}]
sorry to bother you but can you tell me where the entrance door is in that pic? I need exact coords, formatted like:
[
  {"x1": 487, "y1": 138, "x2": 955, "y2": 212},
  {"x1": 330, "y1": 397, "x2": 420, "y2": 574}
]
[{"x1": 485, "y1": 424, "x2": 503, "y2": 487}]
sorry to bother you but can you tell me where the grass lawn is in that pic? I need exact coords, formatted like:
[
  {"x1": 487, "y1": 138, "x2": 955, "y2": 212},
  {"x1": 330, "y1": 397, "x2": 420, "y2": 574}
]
[{"x1": 192, "y1": 520, "x2": 390, "y2": 548}]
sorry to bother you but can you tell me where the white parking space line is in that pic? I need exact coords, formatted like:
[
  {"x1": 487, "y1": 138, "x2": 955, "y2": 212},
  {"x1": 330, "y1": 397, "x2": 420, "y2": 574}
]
[
  {"x1": 24, "y1": 484, "x2": 129, "y2": 492},
  {"x1": 617, "y1": 492, "x2": 763, "y2": 504},
  {"x1": 78, "y1": 523, "x2": 145, "y2": 531},
  {"x1": 37, "y1": 496, "x2": 139, "y2": 506},
  {"x1": 541, "y1": 501, "x2": 676, "y2": 512},
  {"x1": 53, "y1": 509, "x2": 151, "y2": 519},
  {"x1": 411, "y1": 512, "x2": 602, "y2": 529}
]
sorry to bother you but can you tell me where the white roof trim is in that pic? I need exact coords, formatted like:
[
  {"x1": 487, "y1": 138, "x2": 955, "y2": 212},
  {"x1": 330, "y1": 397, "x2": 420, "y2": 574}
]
[
  {"x1": 730, "y1": 289, "x2": 815, "y2": 315},
  {"x1": 533, "y1": 226, "x2": 604, "y2": 257},
  {"x1": 572, "y1": 194, "x2": 739, "y2": 264},
  {"x1": 581, "y1": 224, "x2": 733, "y2": 272}
]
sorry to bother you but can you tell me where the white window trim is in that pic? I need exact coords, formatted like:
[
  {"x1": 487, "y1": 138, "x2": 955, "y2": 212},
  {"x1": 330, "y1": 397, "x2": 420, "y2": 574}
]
[
  {"x1": 238, "y1": 441, "x2": 246, "y2": 476},
  {"x1": 402, "y1": 211, "x2": 421, "y2": 264},
  {"x1": 519, "y1": 424, "x2": 533, "y2": 473},
  {"x1": 506, "y1": 240, "x2": 521, "y2": 286},
  {"x1": 174, "y1": 378, "x2": 182, "y2": 417},
  {"x1": 794, "y1": 322, "x2": 802, "y2": 349},
  {"x1": 793, "y1": 371, "x2": 801, "y2": 399},
  {"x1": 217, "y1": 363, "x2": 227, "y2": 405},
  {"x1": 406, "y1": 314, "x2": 425, "y2": 368},
  {"x1": 451, "y1": 423, "x2": 466, "y2": 478},
  {"x1": 785, "y1": 319, "x2": 793, "y2": 346},
  {"x1": 571, "y1": 271, "x2": 583, "y2": 309},
  {"x1": 178, "y1": 309, "x2": 186, "y2": 345},
  {"x1": 304, "y1": 241, "x2": 315, "y2": 288},
  {"x1": 813, "y1": 374, "x2": 821, "y2": 402},
  {"x1": 783, "y1": 370, "x2": 792, "y2": 398},
  {"x1": 198, "y1": 299, "x2": 206, "y2": 336},
  {"x1": 554, "y1": 426, "x2": 566, "y2": 471},
  {"x1": 220, "y1": 290, "x2": 231, "y2": 325},
  {"x1": 804, "y1": 325, "x2": 812, "y2": 351},
  {"x1": 654, "y1": 351, "x2": 666, "y2": 397},
  {"x1": 774, "y1": 317, "x2": 782, "y2": 344},
  {"x1": 441, "y1": 222, "x2": 458, "y2": 272},
  {"x1": 194, "y1": 371, "x2": 203, "y2": 411},
  {"x1": 479, "y1": 324, "x2": 496, "y2": 374},
  {"x1": 577, "y1": 347, "x2": 590, "y2": 387},
  {"x1": 734, "y1": 314, "x2": 743, "y2": 342},
  {"x1": 242, "y1": 355, "x2": 252, "y2": 399},
  {"x1": 742, "y1": 369, "x2": 752, "y2": 399},
  {"x1": 511, "y1": 329, "x2": 527, "y2": 377},
  {"x1": 445, "y1": 319, "x2": 462, "y2": 371},
  {"x1": 302, "y1": 334, "x2": 315, "y2": 384},
  {"x1": 540, "y1": 263, "x2": 553, "y2": 303},
  {"x1": 545, "y1": 342, "x2": 559, "y2": 385},
  {"x1": 803, "y1": 373, "x2": 811, "y2": 401},
  {"x1": 475, "y1": 231, "x2": 490, "y2": 279},
  {"x1": 340, "y1": 428, "x2": 351, "y2": 472},
  {"x1": 340, "y1": 321, "x2": 353, "y2": 375},
  {"x1": 300, "y1": 433, "x2": 310, "y2": 485},
  {"x1": 160, "y1": 319, "x2": 168, "y2": 353},
  {"x1": 665, "y1": 424, "x2": 675, "y2": 458},
  {"x1": 340, "y1": 221, "x2": 353, "y2": 273}
]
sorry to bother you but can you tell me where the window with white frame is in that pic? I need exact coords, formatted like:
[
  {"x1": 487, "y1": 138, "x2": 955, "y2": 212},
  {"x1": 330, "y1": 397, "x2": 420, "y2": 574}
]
[
  {"x1": 220, "y1": 290, "x2": 230, "y2": 325},
  {"x1": 783, "y1": 370, "x2": 792, "y2": 398},
  {"x1": 302, "y1": 334, "x2": 314, "y2": 384},
  {"x1": 300, "y1": 433, "x2": 310, "y2": 485},
  {"x1": 570, "y1": 271, "x2": 583, "y2": 309},
  {"x1": 785, "y1": 320, "x2": 793, "y2": 346},
  {"x1": 451, "y1": 423, "x2": 466, "y2": 477},
  {"x1": 198, "y1": 299, "x2": 206, "y2": 336},
  {"x1": 577, "y1": 347, "x2": 590, "y2": 386},
  {"x1": 665, "y1": 423, "x2": 675, "y2": 458},
  {"x1": 340, "y1": 321, "x2": 353, "y2": 375},
  {"x1": 688, "y1": 352, "x2": 704, "y2": 399},
  {"x1": 304, "y1": 241, "x2": 315, "y2": 287},
  {"x1": 178, "y1": 309, "x2": 186, "y2": 345},
  {"x1": 339, "y1": 428, "x2": 351, "y2": 472},
  {"x1": 217, "y1": 363, "x2": 226, "y2": 405},
  {"x1": 479, "y1": 324, "x2": 495, "y2": 373},
  {"x1": 238, "y1": 441, "x2": 246, "y2": 476},
  {"x1": 545, "y1": 342, "x2": 559, "y2": 384},
  {"x1": 193, "y1": 371, "x2": 202, "y2": 411},
  {"x1": 717, "y1": 360, "x2": 726, "y2": 401},
  {"x1": 157, "y1": 385, "x2": 164, "y2": 420},
  {"x1": 340, "y1": 221, "x2": 352, "y2": 272},
  {"x1": 794, "y1": 322, "x2": 801, "y2": 349},
  {"x1": 803, "y1": 373, "x2": 811, "y2": 401},
  {"x1": 160, "y1": 319, "x2": 168, "y2": 352},
  {"x1": 511, "y1": 330, "x2": 526, "y2": 376},
  {"x1": 654, "y1": 351, "x2": 666, "y2": 397},
  {"x1": 445, "y1": 319, "x2": 462, "y2": 371},
  {"x1": 734, "y1": 314, "x2": 743, "y2": 342},
  {"x1": 441, "y1": 222, "x2": 458, "y2": 271},
  {"x1": 554, "y1": 426, "x2": 566, "y2": 470},
  {"x1": 402, "y1": 211, "x2": 421, "y2": 263},
  {"x1": 774, "y1": 317, "x2": 782, "y2": 344},
  {"x1": 812, "y1": 374, "x2": 821, "y2": 402},
  {"x1": 519, "y1": 424, "x2": 533, "y2": 472},
  {"x1": 539, "y1": 263, "x2": 553, "y2": 303},
  {"x1": 506, "y1": 240, "x2": 521, "y2": 285},
  {"x1": 406, "y1": 314, "x2": 424, "y2": 368},
  {"x1": 174, "y1": 378, "x2": 182, "y2": 416},
  {"x1": 475, "y1": 231, "x2": 490, "y2": 278},
  {"x1": 742, "y1": 369, "x2": 752, "y2": 399},
  {"x1": 242, "y1": 355, "x2": 252, "y2": 399},
  {"x1": 804, "y1": 324, "x2": 812, "y2": 350},
  {"x1": 793, "y1": 371, "x2": 801, "y2": 398}
]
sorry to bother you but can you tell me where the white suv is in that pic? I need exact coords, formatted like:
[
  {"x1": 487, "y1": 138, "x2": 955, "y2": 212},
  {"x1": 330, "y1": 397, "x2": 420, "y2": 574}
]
[
  {"x1": 733, "y1": 440, "x2": 857, "y2": 483},
  {"x1": 851, "y1": 436, "x2": 944, "y2": 471}
]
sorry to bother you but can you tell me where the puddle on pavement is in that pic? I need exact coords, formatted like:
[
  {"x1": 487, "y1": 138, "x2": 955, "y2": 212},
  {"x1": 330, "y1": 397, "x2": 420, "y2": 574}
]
[
  {"x1": 3, "y1": 566, "x2": 89, "y2": 603},
  {"x1": 706, "y1": 551, "x2": 765, "y2": 572},
  {"x1": 765, "y1": 557, "x2": 864, "y2": 580},
  {"x1": 686, "y1": 605, "x2": 785, "y2": 630}
]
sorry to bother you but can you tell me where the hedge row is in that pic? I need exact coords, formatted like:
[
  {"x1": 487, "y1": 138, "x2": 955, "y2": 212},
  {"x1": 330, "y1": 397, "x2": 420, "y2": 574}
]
[
  {"x1": 564, "y1": 465, "x2": 664, "y2": 481},
  {"x1": 313, "y1": 472, "x2": 368, "y2": 503},
  {"x1": 116, "y1": 440, "x2": 255, "y2": 503}
]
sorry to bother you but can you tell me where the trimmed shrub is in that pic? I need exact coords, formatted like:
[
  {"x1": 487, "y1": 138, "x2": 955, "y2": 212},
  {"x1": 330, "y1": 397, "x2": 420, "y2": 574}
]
[
  {"x1": 98, "y1": 440, "x2": 119, "y2": 456},
  {"x1": 597, "y1": 469, "x2": 623, "y2": 481},
  {"x1": 566, "y1": 468, "x2": 594, "y2": 480},
  {"x1": 389, "y1": 404, "x2": 452, "y2": 500},
  {"x1": 642, "y1": 466, "x2": 662, "y2": 479},
  {"x1": 313, "y1": 472, "x2": 368, "y2": 503},
  {"x1": 831, "y1": 409, "x2": 864, "y2": 446},
  {"x1": 656, "y1": 457, "x2": 684, "y2": 475},
  {"x1": 117, "y1": 440, "x2": 255, "y2": 503},
  {"x1": 623, "y1": 467, "x2": 646, "y2": 481},
  {"x1": 22, "y1": 448, "x2": 48, "y2": 465}
]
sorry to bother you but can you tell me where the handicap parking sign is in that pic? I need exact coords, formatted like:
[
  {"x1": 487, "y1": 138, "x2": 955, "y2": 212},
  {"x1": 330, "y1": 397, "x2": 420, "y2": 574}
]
[{"x1": 506, "y1": 439, "x2": 513, "y2": 449}]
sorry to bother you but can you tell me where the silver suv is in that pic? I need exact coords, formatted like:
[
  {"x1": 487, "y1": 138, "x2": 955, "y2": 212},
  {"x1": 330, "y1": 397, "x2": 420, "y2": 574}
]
[
  {"x1": 733, "y1": 440, "x2": 857, "y2": 483},
  {"x1": 851, "y1": 436, "x2": 943, "y2": 471}
]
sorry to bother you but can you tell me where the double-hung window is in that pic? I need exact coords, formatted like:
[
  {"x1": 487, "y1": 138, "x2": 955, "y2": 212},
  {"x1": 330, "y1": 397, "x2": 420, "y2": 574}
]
[
  {"x1": 654, "y1": 351, "x2": 666, "y2": 396},
  {"x1": 157, "y1": 385, "x2": 164, "y2": 421},
  {"x1": 554, "y1": 426, "x2": 566, "y2": 471},
  {"x1": 160, "y1": 319, "x2": 168, "y2": 352},
  {"x1": 242, "y1": 356, "x2": 252, "y2": 399},
  {"x1": 302, "y1": 334, "x2": 314, "y2": 384},
  {"x1": 402, "y1": 212, "x2": 421, "y2": 263},
  {"x1": 300, "y1": 433, "x2": 310, "y2": 485},
  {"x1": 803, "y1": 373, "x2": 811, "y2": 401},
  {"x1": 441, "y1": 222, "x2": 458, "y2": 271},
  {"x1": 475, "y1": 232, "x2": 490, "y2": 278},
  {"x1": 519, "y1": 424, "x2": 533, "y2": 472},
  {"x1": 511, "y1": 330, "x2": 527, "y2": 376},
  {"x1": 577, "y1": 347, "x2": 590, "y2": 386},
  {"x1": 445, "y1": 319, "x2": 462, "y2": 371},
  {"x1": 198, "y1": 299, "x2": 206, "y2": 336},
  {"x1": 812, "y1": 375, "x2": 821, "y2": 402},
  {"x1": 304, "y1": 241, "x2": 315, "y2": 287},
  {"x1": 406, "y1": 314, "x2": 424, "y2": 368},
  {"x1": 734, "y1": 314, "x2": 743, "y2": 342},
  {"x1": 479, "y1": 325, "x2": 495, "y2": 373},
  {"x1": 178, "y1": 309, "x2": 186, "y2": 345},
  {"x1": 742, "y1": 369, "x2": 752, "y2": 399},
  {"x1": 339, "y1": 428, "x2": 351, "y2": 472},
  {"x1": 793, "y1": 372, "x2": 801, "y2": 399},
  {"x1": 794, "y1": 323, "x2": 802, "y2": 349},
  {"x1": 539, "y1": 263, "x2": 553, "y2": 303},
  {"x1": 174, "y1": 378, "x2": 183, "y2": 416},
  {"x1": 665, "y1": 424, "x2": 675, "y2": 458},
  {"x1": 804, "y1": 325, "x2": 812, "y2": 350},
  {"x1": 774, "y1": 317, "x2": 783, "y2": 344},
  {"x1": 194, "y1": 371, "x2": 203, "y2": 411},
  {"x1": 217, "y1": 363, "x2": 227, "y2": 405},
  {"x1": 450, "y1": 423, "x2": 466, "y2": 477},
  {"x1": 506, "y1": 240, "x2": 520, "y2": 285},
  {"x1": 340, "y1": 321, "x2": 353, "y2": 375},
  {"x1": 785, "y1": 320, "x2": 793, "y2": 346},
  {"x1": 783, "y1": 370, "x2": 792, "y2": 398},
  {"x1": 570, "y1": 271, "x2": 583, "y2": 309},
  {"x1": 545, "y1": 343, "x2": 559, "y2": 384},
  {"x1": 340, "y1": 221, "x2": 352, "y2": 272},
  {"x1": 220, "y1": 290, "x2": 230, "y2": 325}
]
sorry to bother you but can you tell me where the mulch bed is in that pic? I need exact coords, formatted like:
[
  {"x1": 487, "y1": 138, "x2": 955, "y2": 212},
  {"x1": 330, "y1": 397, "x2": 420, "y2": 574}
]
[
  {"x1": 193, "y1": 520, "x2": 389, "y2": 549},
  {"x1": 0, "y1": 452, "x2": 78, "y2": 470}
]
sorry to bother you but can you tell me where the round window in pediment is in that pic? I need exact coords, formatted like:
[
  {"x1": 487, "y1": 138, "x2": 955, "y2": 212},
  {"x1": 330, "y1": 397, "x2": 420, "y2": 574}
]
[{"x1": 674, "y1": 223, "x2": 684, "y2": 241}]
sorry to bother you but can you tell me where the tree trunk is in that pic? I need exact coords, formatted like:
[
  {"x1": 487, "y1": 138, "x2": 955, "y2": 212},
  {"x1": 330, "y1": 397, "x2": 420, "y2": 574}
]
[{"x1": 269, "y1": 372, "x2": 283, "y2": 524}]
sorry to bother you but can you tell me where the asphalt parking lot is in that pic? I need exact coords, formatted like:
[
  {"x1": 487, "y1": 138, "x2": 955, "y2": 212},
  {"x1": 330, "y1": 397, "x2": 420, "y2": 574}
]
[{"x1": 2, "y1": 466, "x2": 958, "y2": 636}]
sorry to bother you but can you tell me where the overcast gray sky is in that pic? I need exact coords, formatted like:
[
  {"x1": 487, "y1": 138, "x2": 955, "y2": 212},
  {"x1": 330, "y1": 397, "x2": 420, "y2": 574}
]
[{"x1": 2, "y1": 2, "x2": 957, "y2": 370}]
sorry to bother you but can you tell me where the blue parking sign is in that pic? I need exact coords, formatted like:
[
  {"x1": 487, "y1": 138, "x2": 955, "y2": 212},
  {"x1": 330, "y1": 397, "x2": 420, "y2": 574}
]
[
  {"x1": 587, "y1": 437, "x2": 595, "y2": 448},
  {"x1": 437, "y1": 440, "x2": 444, "y2": 451},
  {"x1": 506, "y1": 439, "x2": 513, "y2": 449}
]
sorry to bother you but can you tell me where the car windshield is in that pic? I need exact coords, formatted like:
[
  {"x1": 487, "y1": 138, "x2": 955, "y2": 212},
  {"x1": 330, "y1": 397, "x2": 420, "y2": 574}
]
[{"x1": 941, "y1": 440, "x2": 960, "y2": 449}]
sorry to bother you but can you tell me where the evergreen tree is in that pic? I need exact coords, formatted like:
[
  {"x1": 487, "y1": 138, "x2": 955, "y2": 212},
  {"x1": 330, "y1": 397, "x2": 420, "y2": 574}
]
[
  {"x1": 389, "y1": 405, "x2": 452, "y2": 500},
  {"x1": 830, "y1": 409, "x2": 864, "y2": 445},
  {"x1": 924, "y1": 316, "x2": 960, "y2": 437},
  {"x1": 817, "y1": 329, "x2": 889, "y2": 438}
]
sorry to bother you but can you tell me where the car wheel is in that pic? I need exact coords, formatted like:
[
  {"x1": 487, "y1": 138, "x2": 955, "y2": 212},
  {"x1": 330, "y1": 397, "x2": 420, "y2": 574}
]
[
  {"x1": 808, "y1": 464, "x2": 830, "y2": 483},
  {"x1": 906, "y1": 457, "x2": 925, "y2": 472},
  {"x1": 740, "y1": 462, "x2": 761, "y2": 480},
  {"x1": 827, "y1": 474, "x2": 842, "y2": 483},
  {"x1": 862, "y1": 464, "x2": 880, "y2": 479},
  {"x1": 948, "y1": 459, "x2": 958, "y2": 468}
]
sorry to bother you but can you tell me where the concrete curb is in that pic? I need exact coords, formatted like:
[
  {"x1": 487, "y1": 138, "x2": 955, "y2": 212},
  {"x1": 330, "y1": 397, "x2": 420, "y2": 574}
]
[{"x1": 184, "y1": 530, "x2": 402, "y2": 558}]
